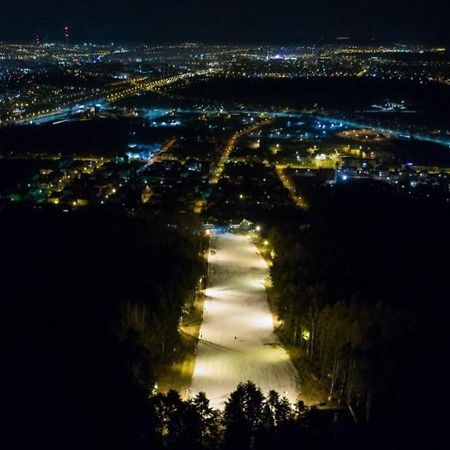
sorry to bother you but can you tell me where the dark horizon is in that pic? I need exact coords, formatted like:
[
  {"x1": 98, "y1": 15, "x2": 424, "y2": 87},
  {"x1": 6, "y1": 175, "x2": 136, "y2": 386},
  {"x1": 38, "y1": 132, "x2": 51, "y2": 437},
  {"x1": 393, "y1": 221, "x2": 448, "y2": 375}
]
[
  {"x1": 1, "y1": 37, "x2": 449, "y2": 47},
  {"x1": 1, "y1": 0, "x2": 449, "y2": 44}
]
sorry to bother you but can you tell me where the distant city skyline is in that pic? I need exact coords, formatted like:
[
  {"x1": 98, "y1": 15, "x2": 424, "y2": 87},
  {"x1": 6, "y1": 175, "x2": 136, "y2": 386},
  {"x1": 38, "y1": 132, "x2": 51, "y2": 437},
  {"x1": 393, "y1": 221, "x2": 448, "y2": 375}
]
[{"x1": 0, "y1": 0, "x2": 449, "y2": 44}]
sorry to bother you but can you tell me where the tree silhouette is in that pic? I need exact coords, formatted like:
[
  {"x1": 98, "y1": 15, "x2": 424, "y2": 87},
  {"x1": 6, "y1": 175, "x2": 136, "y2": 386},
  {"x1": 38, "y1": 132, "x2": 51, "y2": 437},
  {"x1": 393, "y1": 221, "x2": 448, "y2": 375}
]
[{"x1": 224, "y1": 382, "x2": 265, "y2": 450}]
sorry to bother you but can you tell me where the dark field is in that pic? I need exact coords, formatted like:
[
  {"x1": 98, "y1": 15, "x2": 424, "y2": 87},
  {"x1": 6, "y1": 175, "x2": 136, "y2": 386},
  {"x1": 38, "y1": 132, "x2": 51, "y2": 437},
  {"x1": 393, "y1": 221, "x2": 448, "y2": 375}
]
[
  {"x1": 0, "y1": 118, "x2": 176, "y2": 156},
  {"x1": 174, "y1": 77, "x2": 450, "y2": 128}
]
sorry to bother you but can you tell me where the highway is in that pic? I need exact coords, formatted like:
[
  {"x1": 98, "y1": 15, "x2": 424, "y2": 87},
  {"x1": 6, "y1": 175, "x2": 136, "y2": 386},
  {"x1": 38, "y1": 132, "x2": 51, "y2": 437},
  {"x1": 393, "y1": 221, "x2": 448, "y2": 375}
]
[
  {"x1": 191, "y1": 230, "x2": 299, "y2": 409},
  {"x1": 3, "y1": 71, "x2": 210, "y2": 127}
]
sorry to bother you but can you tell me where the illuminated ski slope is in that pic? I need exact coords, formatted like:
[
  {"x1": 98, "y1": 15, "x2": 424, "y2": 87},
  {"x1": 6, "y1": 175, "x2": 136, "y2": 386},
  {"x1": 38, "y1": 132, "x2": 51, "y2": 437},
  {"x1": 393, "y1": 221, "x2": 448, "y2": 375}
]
[{"x1": 191, "y1": 231, "x2": 299, "y2": 409}]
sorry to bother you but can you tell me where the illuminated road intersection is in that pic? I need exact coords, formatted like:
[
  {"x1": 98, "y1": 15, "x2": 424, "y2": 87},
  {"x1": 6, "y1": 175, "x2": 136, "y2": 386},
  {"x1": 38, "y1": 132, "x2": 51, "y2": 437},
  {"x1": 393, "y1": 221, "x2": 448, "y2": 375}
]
[{"x1": 191, "y1": 230, "x2": 299, "y2": 409}]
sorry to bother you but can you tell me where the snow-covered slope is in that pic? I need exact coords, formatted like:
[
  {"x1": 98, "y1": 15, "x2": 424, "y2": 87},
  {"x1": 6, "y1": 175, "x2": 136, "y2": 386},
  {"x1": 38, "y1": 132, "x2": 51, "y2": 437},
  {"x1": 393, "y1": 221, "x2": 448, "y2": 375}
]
[{"x1": 191, "y1": 231, "x2": 299, "y2": 409}]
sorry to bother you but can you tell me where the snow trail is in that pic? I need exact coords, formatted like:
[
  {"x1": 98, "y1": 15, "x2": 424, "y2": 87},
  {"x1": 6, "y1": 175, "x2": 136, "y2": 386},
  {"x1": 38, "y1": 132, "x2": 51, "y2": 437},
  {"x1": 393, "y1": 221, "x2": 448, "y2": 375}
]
[{"x1": 191, "y1": 231, "x2": 299, "y2": 409}]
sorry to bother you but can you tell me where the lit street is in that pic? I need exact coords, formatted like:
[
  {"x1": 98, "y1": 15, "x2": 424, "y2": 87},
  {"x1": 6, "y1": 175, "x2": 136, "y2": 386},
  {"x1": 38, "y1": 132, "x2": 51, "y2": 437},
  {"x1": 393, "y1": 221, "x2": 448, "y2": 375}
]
[{"x1": 191, "y1": 230, "x2": 299, "y2": 409}]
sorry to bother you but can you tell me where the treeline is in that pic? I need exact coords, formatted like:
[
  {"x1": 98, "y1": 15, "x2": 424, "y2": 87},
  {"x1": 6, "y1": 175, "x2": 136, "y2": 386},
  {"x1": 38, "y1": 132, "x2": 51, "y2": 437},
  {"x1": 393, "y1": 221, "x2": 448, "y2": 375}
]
[
  {"x1": 144, "y1": 382, "x2": 358, "y2": 450},
  {"x1": 267, "y1": 186, "x2": 450, "y2": 448},
  {"x1": 1, "y1": 206, "x2": 206, "y2": 450}
]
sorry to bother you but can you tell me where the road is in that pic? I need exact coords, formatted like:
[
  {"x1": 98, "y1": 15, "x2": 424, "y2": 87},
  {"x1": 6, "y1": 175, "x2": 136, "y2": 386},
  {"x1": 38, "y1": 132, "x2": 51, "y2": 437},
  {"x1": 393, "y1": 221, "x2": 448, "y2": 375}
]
[
  {"x1": 276, "y1": 165, "x2": 309, "y2": 210},
  {"x1": 3, "y1": 71, "x2": 208, "y2": 127},
  {"x1": 191, "y1": 230, "x2": 299, "y2": 409},
  {"x1": 209, "y1": 117, "x2": 272, "y2": 185},
  {"x1": 176, "y1": 108, "x2": 450, "y2": 149}
]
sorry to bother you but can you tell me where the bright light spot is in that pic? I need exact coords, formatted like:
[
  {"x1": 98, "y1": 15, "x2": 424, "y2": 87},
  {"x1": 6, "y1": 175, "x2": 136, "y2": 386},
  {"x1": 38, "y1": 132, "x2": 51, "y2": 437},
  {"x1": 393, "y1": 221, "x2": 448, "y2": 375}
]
[{"x1": 251, "y1": 313, "x2": 274, "y2": 329}]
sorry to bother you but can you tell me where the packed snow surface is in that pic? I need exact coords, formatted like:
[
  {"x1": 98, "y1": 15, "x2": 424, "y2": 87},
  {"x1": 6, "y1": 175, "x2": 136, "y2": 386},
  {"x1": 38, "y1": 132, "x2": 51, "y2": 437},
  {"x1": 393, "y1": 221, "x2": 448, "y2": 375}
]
[{"x1": 191, "y1": 230, "x2": 299, "y2": 409}]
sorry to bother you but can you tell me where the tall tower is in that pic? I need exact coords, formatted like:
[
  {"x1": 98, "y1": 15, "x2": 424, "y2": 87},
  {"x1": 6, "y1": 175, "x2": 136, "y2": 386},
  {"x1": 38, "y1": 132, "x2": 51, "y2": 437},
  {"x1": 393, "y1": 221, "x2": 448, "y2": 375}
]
[{"x1": 64, "y1": 25, "x2": 70, "y2": 42}]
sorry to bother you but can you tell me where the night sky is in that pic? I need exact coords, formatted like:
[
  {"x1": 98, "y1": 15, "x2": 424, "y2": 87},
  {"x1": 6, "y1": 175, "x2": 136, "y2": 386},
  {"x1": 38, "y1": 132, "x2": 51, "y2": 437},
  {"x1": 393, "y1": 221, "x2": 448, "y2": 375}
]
[{"x1": 0, "y1": 0, "x2": 449, "y2": 43}]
